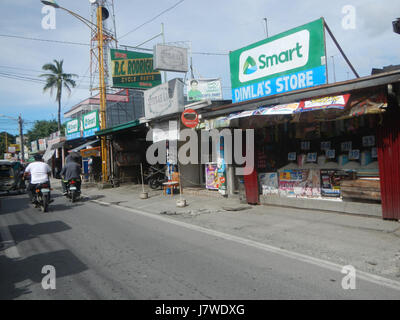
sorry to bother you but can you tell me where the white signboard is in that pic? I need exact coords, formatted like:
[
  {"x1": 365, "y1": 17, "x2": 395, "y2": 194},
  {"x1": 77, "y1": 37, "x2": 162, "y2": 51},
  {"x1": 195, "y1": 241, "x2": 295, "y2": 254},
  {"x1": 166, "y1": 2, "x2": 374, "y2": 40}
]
[
  {"x1": 38, "y1": 139, "x2": 47, "y2": 151},
  {"x1": 154, "y1": 44, "x2": 188, "y2": 73},
  {"x1": 144, "y1": 78, "x2": 184, "y2": 120},
  {"x1": 187, "y1": 78, "x2": 223, "y2": 102}
]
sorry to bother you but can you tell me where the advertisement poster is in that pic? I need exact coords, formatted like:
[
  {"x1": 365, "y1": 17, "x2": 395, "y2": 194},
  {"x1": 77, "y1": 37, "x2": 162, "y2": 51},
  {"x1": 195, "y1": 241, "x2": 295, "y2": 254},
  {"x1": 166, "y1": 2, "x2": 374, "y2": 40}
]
[
  {"x1": 278, "y1": 169, "x2": 321, "y2": 197},
  {"x1": 259, "y1": 172, "x2": 279, "y2": 195},
  {"x1": 205, "y1": 163, "x2": 219, "y2": 190},
  {"x1": 320, "y1": 169, "x2": 341, "y2": 197},
  {"x1": 298, "y1": 94, "x2": 350, "y2": 112}
]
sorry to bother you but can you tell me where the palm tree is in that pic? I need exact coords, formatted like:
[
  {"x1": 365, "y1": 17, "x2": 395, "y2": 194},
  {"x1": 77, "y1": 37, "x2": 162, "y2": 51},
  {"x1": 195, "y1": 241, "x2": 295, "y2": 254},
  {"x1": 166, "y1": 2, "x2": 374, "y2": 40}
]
[{"x1": 40, "y1": 60, "x2": 78, "y2": 131}]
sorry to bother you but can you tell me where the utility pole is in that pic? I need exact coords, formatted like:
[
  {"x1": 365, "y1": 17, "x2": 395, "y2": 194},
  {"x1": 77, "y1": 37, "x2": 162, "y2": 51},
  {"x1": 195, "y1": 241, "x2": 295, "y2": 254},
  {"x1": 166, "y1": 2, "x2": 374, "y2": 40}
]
[
  {"x1": 331, "y1": 55, "x2": 336, "y2": 83},
  {"x1": 161, "y1": 23, "x2": 167, "y2": 83},
  {"x1": 5, "y1": 132, "x2": 8, "y2": 154},
  {"x1": 263, "y1": 18, "x2": 269, "y2": 38},
  {"x1": 18, "y1": 115, "x2": 24, "y2": 162}
]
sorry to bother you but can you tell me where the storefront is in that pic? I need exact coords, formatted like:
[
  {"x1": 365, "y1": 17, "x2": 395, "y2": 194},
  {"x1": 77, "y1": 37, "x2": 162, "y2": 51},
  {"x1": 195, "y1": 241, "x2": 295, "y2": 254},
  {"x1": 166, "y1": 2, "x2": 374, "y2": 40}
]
[{"x1": 197, "y1": 70, "x2": 400, "y2": 220}]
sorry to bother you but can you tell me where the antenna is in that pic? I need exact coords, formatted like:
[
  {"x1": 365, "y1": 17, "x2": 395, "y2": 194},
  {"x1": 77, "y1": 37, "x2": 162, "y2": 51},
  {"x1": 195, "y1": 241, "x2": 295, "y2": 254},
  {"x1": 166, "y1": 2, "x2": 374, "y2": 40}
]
[
  {"x1": 90, "y1": 0, "x2": 118, "y2": 96},
  {"x1": 263, "y1": 18, "x2": 269, "y2": 38}
]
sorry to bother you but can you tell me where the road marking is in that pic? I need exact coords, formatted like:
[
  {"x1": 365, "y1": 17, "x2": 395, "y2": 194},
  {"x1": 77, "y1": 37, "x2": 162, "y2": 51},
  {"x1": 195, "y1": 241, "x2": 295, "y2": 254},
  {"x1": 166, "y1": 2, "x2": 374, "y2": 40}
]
[
  {"x1": 89, "y1": 198, "x2": 400, "y2": 292},
  {"x1": 0, "y1": 219, "x2": 21, "y2": 260}
]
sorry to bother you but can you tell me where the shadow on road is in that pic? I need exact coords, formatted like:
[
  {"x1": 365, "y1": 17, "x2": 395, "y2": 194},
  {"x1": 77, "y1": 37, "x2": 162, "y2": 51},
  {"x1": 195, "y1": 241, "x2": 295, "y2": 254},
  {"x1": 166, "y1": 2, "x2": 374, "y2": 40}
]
[
  {"x1": 0, "y1": 249, "x2": 88, "y2": 299},
  {"x1": 8, "y1": 221, "x2": 72, "y2": 244}
]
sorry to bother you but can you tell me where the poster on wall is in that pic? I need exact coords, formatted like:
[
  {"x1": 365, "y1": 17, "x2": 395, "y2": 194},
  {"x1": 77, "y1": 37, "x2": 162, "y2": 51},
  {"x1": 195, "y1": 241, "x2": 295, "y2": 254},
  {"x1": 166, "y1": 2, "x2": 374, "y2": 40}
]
[
  {"x1": 278, "y1": 169, "x2": 321, "y2": 197},
  {"x1": 258, "y1": 172, "x2": 279, "y2": 195},
  {"x1": 205, "y1": 163, "x2": 219, "y2": 190},
  {"x1": 320, "y1": 169, "x2": 341, "y2": 197}
]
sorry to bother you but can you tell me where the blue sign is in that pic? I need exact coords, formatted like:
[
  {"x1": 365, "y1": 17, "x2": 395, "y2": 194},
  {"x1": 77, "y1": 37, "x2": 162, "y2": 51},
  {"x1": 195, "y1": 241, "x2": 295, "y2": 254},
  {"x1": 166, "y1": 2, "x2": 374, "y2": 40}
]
[{"x1": 232, "y1": 65, "x2": 327, "y2": 103}]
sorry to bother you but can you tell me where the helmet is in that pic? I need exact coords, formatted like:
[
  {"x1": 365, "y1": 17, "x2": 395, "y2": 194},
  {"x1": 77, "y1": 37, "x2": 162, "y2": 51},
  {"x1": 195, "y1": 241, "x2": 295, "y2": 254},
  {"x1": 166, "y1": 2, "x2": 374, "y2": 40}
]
[{"x1": 33, "y1": 154, "x2": 43, "y2": 161}]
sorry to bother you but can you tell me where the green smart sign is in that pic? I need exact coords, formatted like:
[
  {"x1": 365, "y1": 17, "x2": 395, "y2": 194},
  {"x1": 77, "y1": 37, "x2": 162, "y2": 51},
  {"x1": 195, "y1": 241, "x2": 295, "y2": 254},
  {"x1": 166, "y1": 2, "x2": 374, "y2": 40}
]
[
  {"x1": 82, "y1": 110, "x2": 100, "y2": 138},
  {"x1": 110, "y1": 49, "x2": 162, "y2": 89},
  {"x1": 65, "y1": 118, "x2": 81, "y2": 140},
  {"x1": 230, "y1": 18, "x2": 327, "y2": 103}
]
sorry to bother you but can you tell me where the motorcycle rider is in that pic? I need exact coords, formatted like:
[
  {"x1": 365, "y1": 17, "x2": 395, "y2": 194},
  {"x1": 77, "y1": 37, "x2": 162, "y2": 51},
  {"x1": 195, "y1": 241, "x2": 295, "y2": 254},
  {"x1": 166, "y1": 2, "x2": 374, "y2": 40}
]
[
  {"x1": 60, "y1": 155, "x2": 82, "y2": 196},
  {"x1": 24, "y1": 154, "x2": 53, "y2": 203}
]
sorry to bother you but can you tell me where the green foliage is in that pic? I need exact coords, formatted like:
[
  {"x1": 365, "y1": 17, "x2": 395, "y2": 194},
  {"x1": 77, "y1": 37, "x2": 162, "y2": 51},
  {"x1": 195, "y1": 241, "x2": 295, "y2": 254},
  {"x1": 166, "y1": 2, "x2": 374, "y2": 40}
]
[
  {"x1": 40, "y1": 59, "x2": 78, "y2": 130},
  {"x1": 0, "y1": 132, "x2": 16, "y2": 158},
  {"x1": 26, "y1": 120, "x2": 62, "y2": 143}
]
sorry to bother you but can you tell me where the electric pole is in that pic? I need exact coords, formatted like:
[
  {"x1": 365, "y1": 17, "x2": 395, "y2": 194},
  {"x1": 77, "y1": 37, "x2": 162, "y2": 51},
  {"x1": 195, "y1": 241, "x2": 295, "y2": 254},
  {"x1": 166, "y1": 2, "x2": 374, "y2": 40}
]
[
  {"x1": 263, "y1": 18, "x2": 269, "y2": 38},
  {"x1": 18, "y1": 115, "x2": 24, "y2": 162},
  {"x1": 331, "y1": 55, "x2": 337, "y2": 83}
]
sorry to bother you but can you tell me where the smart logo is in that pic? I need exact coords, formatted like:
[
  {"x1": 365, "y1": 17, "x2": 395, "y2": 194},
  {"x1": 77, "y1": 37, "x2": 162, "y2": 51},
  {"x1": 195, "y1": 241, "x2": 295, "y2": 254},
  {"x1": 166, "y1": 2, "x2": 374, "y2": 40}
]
[
  {"x1": 238, "y1": 30, "x2": 310, "y2": 83},
  {"x1": 243, "y1": 56, "x2": 257, "y2": 75}
]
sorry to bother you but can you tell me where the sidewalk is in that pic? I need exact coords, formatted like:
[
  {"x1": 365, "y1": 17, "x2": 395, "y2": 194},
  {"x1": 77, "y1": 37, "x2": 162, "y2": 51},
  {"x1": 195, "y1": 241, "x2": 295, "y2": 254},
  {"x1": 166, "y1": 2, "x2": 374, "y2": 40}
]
[{"x1": 58, "y1": 180, "x2": 400, "y2": 281}]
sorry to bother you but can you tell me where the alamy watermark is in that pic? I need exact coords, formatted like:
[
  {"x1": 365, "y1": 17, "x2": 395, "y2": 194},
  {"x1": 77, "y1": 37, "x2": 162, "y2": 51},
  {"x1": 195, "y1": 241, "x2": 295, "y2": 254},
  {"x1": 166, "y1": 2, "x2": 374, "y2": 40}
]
[
  {"x1": 41, "y1": 5, "x2": 56, "y2": 30},
  {"x1": 41, "y1": 265, "x2": 56, "y2": 290},
  {"x1": 342, "y1": 5, "x2": 356, "y2": 30},
  {"x1": 341, "y1": 265, "x2": 356, "y2": 290},
  {"x1": 146, "y1": 122, "x2": 255, "y2": 175}
]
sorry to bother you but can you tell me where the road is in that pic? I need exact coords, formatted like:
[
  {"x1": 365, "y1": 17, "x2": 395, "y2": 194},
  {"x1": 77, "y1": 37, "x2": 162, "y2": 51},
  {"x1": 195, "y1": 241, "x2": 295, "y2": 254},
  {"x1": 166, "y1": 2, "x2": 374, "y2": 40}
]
[{"x1": 0, "y1": 190, "x2": 399, "y2": 300}]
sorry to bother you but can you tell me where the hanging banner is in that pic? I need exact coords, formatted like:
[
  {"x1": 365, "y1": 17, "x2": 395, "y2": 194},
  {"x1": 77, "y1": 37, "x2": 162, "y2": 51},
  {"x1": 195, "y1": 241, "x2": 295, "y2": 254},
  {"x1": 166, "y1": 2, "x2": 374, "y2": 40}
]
[
  {"x1": 258, "y1": 103, "x2": 301, "y2": 115},
  {"x1": 298, "y1": 94, "x2": 350, "y2": 112},
  {"x1": 230, "y1": 18, "x2": 327, "y2": 103},
  {"x1": 187, "y1": 78, "x2": 223, "y2": 102},
  {"x1": 110, "y1": 49, "x2": 162, "y2": 89},
  {"x1": 31, "y1": 141, "x2": 38, "y2": 153},
  {"x1": 38, "y1": 139, "x2": 47, "y2": 151}
]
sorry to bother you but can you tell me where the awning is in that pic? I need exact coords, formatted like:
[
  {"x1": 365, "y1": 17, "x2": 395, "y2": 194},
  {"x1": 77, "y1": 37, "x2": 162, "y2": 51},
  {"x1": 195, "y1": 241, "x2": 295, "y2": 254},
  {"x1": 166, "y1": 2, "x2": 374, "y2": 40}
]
[
  {"x1": 42, "y1": 147, "x2": 55, "y2": 162},
  {"x1": 219, "y1": 93, "x2": 386, "y2": 123},
  {"x1": 51, "y1": 141, "x2": 66, "y2": 150},
  {"x1": 95, "y1": 120, "x2": 140, "y2": 136},
  {"x1": 69, "y1": 139, "x2": 99, "y2": 153}
]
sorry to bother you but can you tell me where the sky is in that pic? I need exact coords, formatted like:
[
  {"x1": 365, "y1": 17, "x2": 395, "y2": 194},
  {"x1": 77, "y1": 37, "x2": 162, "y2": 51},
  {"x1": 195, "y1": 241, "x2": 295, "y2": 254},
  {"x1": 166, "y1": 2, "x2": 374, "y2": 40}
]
[{"x1": 0, "y1": 0, "x2": 399, "y2": 135}]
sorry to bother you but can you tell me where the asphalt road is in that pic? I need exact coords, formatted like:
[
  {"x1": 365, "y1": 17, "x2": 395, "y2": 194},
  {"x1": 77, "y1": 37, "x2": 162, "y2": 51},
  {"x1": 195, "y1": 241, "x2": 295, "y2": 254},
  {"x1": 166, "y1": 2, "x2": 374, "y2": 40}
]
[{"x1": 1, "y1": 190, "x2": 399, "y2": 300}]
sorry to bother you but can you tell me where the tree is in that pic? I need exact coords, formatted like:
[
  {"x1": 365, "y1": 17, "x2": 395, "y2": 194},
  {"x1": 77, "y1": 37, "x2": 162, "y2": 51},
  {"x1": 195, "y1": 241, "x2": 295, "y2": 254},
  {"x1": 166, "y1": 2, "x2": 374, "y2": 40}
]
[
  {"x1": 0, "y1": 132, "x2": 16, "y2": 158},
  {"x1": 26, "y1": 120, "x2": 62, "y2": 143},
  {"x1": 40, "y1": 60, "x2": 78, "y2": 131}
]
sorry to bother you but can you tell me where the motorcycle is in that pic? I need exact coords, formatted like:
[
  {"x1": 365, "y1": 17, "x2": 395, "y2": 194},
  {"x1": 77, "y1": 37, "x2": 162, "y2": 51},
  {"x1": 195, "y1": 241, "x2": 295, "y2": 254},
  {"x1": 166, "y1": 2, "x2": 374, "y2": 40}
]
[
  {"x1": 66, "y1": 178, "x2": 80, "y2": 203},
  {"x1": 144, "y1": 165, "x2": 168, "y2": 190},
  {"x1": 33, "y1": 182, "x2": 51, "y2": 212}
]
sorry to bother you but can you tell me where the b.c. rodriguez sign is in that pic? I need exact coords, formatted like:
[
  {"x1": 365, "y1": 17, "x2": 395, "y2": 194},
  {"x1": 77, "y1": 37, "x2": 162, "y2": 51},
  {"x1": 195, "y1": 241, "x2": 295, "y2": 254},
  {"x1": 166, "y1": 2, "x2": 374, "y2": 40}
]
[{"x1": 229, "y1": 18, "x2": 327, "y2": 103}]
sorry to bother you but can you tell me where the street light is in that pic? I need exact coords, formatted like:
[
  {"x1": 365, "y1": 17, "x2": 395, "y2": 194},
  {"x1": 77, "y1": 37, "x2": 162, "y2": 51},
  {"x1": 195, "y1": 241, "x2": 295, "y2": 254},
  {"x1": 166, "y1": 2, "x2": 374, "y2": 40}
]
[{"x1": 40, "y1": 0, "x2": 112, "y2": 183}]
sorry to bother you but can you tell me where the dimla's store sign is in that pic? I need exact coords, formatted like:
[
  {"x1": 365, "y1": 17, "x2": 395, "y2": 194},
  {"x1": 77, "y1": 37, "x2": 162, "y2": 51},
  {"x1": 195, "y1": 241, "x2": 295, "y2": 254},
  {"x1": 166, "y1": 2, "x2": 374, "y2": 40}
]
[
  {"x1": 110, "y1": 49, "x2": 162, "y2": 89},
  {"x1": 230, "y1": 18, "x2": 327, "y2": 103}
]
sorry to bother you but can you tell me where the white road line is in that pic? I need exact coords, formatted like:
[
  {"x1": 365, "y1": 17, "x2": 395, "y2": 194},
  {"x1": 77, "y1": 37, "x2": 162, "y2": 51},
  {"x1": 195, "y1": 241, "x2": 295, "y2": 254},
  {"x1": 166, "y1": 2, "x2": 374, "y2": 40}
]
[
  {"x1": 90, "y1": 198, "x2": 400, "y2": 292},
  {"x1": 0, "y1": 220, "x2": 21, "y2": 260}
]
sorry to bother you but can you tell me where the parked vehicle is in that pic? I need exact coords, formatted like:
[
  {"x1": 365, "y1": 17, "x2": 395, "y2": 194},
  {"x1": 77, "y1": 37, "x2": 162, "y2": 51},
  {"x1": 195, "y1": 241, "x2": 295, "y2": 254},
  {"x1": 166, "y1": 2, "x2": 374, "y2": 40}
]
[
  {"x1": 65, "y1": 178, "x2": 80, "y2": 202},
  {"x1": 0, "y1": 160, "x2": 25, "y2": 194},
  {"x1": 144, "y1": 165, "x2": 168, "y2": 190},
  {"x1": 32, "y1": 182, "x2": 51, "y2": 212}
]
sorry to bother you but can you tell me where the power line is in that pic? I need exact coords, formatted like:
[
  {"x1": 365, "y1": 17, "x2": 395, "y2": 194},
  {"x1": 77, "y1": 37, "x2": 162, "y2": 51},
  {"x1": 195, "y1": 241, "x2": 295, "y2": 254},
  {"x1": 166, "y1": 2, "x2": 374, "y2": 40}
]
[
  {"x1": 0, "y1": 65, "x2": 93, "y2": 79},
  {"x1": 0, "y1": 34, "x2": 89, "y2": 46},
  {"x1": 0, "y1": 34, "x2": 228, "y2": 56},
  {"x1": 119, "y1": 0, "x2": 186, "y2": 39}
]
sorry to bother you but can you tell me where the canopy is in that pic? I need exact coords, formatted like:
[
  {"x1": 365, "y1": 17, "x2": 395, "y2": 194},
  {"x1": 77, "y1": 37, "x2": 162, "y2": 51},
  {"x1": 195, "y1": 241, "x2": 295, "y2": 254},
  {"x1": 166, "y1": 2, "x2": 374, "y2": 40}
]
[
  {"x1": 42, "y1": 147, "x2": 55, "y2": 162},
  {"x1": 69, "y1": 139, "x2": 99, "y2": 153}
]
